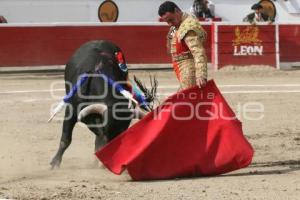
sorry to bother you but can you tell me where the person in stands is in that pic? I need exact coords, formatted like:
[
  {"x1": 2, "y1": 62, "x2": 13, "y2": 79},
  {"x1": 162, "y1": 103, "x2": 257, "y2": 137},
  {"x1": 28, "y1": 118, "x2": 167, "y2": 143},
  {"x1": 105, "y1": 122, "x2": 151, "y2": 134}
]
[
  {"x1": 243, "y1": 3, "x2": 274, "y2": 24},
  {"x1": 0, "y1": 15, "x2": 7, "y2": 23},
  {"x1": 190, "y1": 0, "x2": 214, "y2": 19},
  {"x1": 158, "y1": 1, "x2": 208, "y2": 89}
]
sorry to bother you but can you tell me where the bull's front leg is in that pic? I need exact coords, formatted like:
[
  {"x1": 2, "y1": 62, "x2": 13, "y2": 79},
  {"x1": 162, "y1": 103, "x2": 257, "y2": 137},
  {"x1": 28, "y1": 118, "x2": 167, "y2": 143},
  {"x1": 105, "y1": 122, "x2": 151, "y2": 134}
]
[
  {"x1": 50, "y1": 106, "x2": 77, "y2": 169},
  {"x1": 94, "y1": 133, "x2": 108, "y2": 152},
  {"x1": 88, "y1": 128, "x2": 107, "y2": 167}
]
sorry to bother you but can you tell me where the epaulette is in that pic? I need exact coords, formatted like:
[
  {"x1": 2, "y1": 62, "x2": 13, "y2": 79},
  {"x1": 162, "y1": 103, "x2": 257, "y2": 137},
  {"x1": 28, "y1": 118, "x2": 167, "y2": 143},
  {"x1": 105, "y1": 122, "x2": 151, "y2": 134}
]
[{"x1": 177, "y1": 15, "x2": 206, "y2": 41}]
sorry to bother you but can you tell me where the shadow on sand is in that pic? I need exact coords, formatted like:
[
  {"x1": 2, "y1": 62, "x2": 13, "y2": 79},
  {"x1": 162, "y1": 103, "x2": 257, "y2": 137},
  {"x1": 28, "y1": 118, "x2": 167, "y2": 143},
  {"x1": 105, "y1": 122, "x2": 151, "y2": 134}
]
[
  {"x1": 132, "y1": 160, "x2": 300, "y2": 182},
  {"x1": 221, "y1": 159, "x2": 300, "y2": 177}
]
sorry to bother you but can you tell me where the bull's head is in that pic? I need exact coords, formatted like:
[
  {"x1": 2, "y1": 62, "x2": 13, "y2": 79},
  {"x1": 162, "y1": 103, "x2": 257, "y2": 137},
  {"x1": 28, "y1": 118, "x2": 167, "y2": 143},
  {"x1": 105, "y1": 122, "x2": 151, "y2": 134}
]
[
  {"x1": 76, "y1": 75, "x2": 158, "y2": 123},
  {"x1": 75, "y1": 51, "x2": 158, "y2": 129}
]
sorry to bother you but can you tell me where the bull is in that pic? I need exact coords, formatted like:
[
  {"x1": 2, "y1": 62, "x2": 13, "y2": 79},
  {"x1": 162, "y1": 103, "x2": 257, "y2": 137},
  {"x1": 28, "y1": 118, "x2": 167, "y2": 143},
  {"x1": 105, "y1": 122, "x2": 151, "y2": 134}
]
[{"x1": 50, "y1": 40, "x2": 157, "y2": 169}]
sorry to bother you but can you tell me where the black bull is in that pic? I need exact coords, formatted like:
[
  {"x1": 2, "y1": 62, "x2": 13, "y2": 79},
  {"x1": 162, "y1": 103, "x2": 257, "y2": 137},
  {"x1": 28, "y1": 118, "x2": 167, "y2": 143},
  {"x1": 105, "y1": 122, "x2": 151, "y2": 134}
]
[{"x1": 50, "y1": 40, "x2": 157, "y2": 169}]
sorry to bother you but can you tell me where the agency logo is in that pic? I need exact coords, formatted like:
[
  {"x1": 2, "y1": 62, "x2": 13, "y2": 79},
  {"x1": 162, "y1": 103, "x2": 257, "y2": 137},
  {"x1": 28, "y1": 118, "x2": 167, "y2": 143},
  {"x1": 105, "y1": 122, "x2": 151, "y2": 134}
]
[
  {"x1": 232, "y1": 26, "x2": 263, "y2": 56},
  {"x1": 98, "y1": 0, "x2": 119, "y2": 22}
]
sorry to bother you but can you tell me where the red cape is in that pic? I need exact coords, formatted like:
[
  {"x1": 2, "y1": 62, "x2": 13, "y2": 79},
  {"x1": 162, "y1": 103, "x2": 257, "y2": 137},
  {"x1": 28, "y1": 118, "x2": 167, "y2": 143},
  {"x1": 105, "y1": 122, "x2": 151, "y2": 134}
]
[{"x1": 96, "y1": 80, "x2": 254, "y2": 180}]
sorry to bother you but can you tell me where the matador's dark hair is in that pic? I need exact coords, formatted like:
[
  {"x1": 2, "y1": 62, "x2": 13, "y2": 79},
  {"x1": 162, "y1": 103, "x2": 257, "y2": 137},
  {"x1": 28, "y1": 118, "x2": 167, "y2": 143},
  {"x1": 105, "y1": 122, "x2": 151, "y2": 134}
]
[{"x1": 158, "y1": 1, "x2": 181, "y2": 17}]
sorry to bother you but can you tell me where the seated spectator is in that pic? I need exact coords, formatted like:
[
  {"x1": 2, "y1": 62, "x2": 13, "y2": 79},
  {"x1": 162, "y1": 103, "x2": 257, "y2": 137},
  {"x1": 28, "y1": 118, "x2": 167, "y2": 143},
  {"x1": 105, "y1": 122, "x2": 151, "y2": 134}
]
[
  {"x1": 0, "y1": 15, "x2": 7, "y2": 23},
  {"x1": 243, "y1": 3, "x2": 274, "y2": 24},
  {"x1": 206, "y1": 0, "x2": 215, "y2": 16},
  {"x1": 190, "y1": 0, "x2": 214, "y2": 19}
]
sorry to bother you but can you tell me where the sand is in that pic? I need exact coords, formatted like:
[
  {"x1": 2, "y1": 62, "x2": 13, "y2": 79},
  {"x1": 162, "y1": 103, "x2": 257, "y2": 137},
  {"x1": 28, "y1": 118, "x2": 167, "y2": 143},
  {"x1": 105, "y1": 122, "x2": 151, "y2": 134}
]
[{"x1": 0, "y1": 67, "x2": 299, "y2": 199}]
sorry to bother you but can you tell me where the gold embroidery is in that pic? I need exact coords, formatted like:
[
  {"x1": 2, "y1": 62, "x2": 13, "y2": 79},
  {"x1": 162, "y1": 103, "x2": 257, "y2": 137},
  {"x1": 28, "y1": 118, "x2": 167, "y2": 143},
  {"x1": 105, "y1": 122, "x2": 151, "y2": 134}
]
[
  {"x1": 177, "y1": 14, "x2": 206, "y2": 41},
  {"x1": 232, "y1": 26, "x2": 262, "y2": 46},
  {"x1": 169, "y1": 13, "x2": 208, "y2": 89},
  {"x1": 172, "y1": 52, "x2": 193, "y2": 62}
]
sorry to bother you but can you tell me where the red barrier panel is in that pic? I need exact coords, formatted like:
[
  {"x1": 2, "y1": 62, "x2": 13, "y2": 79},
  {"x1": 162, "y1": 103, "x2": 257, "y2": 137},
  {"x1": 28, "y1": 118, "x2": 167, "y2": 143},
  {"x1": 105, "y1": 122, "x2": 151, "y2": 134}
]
[
  {"x1": 203, "y1": 25, "x2": 212, "y2": 63},
  {"x1": 213, "y1": 24, "x2": 278, "y2": 69},
  {"x1": 0, "y1": 24, "x2": 212, "y2": 67},
  {"x1": 0, "y1": 25, "x2": 169, "y2": 66},
  {"x1": 1, "y1": 23, "x2": 300, "y2": 68},
  {"x1": 279, "y1": 25, "x2": 300, "y2": 62}
]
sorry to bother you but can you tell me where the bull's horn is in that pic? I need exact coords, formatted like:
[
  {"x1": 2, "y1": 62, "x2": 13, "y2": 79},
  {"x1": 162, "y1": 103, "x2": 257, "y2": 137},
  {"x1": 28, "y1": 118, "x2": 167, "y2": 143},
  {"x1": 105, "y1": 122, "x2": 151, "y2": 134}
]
[
  {"x1": 78, "y1": 104, "x2": 107, "y2": 121},
  {"x1": 132, "y1": 108, "x2": 147, "y2": 119}
]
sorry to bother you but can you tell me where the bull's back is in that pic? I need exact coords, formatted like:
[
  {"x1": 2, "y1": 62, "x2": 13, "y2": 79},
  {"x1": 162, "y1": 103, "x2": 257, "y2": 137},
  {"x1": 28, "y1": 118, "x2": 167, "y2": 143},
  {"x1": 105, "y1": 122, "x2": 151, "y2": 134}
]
[
  {"x1": 65, "y1": 40, "x2": 120, "y2": 82},
  {"x1": 64, "y1": 40, "x2": 121, "y2": 92}
]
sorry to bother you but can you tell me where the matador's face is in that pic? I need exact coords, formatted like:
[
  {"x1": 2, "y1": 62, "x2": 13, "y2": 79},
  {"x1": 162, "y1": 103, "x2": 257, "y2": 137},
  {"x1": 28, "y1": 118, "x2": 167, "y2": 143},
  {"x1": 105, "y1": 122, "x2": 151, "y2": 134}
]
[{"x1": 160, "y1": 9, "x2": 182, "y2": 28}]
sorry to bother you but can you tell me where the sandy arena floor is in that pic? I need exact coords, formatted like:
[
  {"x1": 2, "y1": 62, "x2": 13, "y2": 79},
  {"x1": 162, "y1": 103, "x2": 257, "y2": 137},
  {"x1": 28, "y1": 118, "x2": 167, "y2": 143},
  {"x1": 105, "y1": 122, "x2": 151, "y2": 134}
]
[{"x1": 0, "y1": 67, "x2": 299, "y2": 199}]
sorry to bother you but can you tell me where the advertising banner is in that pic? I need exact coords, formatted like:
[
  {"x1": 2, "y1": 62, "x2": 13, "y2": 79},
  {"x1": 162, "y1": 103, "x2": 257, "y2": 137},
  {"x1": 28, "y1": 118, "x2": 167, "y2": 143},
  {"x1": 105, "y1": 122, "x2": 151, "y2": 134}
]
[{"x1": 213, "y1": 24, "x2": 278, "y2": 69}]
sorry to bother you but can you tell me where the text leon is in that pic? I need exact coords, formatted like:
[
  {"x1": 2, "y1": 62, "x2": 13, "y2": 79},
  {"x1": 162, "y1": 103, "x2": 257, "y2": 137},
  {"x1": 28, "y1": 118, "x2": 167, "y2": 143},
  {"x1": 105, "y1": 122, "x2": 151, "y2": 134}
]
[{"x1": 233, "y1": 45, "x2": 263, "y2": 56}]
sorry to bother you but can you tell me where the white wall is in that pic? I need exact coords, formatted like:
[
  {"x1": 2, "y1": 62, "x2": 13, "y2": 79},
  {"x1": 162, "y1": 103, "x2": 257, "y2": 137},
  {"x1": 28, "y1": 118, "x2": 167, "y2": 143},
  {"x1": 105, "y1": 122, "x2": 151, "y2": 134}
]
[
  {"x1": 0, "y1": 0, "x2": 194, "y2": 23},
  {"x1": 0, "y1": 0, "x2": 98, "y2": 23},
  {"x1": 0, "y1": 0, "x2": 299, "y2": 23}
]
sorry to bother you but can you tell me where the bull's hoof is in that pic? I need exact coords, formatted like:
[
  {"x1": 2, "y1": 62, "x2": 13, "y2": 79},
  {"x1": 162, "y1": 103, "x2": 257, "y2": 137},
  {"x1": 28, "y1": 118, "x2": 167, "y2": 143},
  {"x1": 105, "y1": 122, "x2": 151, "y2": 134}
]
[{"x1": 50, "y1": 158, "x2": 61, "y2": 170}]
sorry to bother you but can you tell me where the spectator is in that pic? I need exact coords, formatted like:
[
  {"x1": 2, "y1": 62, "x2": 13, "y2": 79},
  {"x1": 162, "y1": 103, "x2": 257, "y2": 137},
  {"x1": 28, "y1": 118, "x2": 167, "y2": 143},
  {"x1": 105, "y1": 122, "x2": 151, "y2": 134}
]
[
  {"x1": 0, "y1": 15, "x2": 7, "y2": 23},
  {"x1": 190, "y1": 0, "x2": 214, "y2": 19},
  {"x1": 243, "y1": 3, "x2": 274, "y2": 24}
]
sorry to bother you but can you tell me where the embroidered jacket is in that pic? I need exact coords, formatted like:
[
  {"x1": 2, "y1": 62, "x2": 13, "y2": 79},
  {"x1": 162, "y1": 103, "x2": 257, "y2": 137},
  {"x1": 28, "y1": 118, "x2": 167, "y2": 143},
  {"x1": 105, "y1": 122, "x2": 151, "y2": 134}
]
[{"x1": 167, "y1": 13, "x2": 207, "y2": 88}]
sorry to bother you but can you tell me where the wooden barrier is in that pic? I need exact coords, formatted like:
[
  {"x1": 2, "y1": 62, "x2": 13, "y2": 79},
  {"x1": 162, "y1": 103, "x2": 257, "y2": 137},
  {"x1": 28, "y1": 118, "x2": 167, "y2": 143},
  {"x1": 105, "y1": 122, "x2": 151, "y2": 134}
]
[
  {"x1": 0, "y1": 25, "x2": 169, "y2": 66},
  {"x1": 279, "y1": 24, "x2": 300, "y2": 63},
  {"x1": 212, "y1": 24, "x2": 279, "y2": 69},
  {"x1": 1, "y1": 23, "x2": 300, "y2": 69},
  {"x1": 0, "y1": 23, "x2": 211, "y2": 67}
]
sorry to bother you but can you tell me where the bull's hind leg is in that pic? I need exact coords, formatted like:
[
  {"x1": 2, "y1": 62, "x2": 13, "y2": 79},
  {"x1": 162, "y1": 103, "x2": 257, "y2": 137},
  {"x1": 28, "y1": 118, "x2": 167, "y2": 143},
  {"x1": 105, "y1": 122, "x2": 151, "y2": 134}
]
[{"x1": 50, "y1": 107, "x2": 77, "y2": 169}]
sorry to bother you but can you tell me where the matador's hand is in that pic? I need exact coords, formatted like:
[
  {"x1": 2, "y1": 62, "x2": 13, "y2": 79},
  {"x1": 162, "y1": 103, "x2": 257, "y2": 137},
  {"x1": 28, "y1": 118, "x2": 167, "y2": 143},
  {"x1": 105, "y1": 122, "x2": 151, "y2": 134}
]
[{"x1": 196, "y1": 77, "x2": 207, "y2": 88}]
